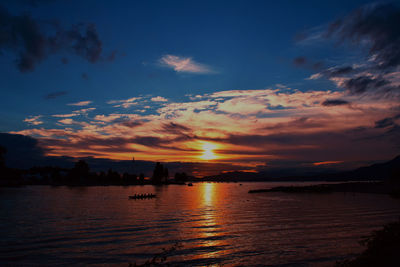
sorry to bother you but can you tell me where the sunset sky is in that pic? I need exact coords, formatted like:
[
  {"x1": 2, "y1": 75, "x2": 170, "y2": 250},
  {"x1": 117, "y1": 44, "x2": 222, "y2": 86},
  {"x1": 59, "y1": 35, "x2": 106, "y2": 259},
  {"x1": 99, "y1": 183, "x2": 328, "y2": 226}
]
[{"x1": 1, "y1": 0, "x2": 399, "y2": 173}]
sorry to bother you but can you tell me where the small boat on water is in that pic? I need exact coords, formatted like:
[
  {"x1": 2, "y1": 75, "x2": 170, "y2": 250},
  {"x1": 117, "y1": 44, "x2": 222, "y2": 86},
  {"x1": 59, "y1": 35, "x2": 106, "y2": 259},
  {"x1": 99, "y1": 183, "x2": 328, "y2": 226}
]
[{"x1": 128, "y1": 193, "x2": 156, "y2": 200}]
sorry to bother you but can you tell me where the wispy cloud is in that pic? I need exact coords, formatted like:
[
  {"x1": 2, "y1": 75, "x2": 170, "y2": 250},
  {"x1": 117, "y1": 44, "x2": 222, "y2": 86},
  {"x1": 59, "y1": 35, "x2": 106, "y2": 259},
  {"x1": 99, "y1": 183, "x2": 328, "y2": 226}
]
[
  {"x1": 58, "y1": 119, "x2": 75, "y2": 125},
  {"x1": 52, "y1": 108, "x2": 96, "y2": 118},
  {"x1": 52, "y1": 113, "x2": 79, "y2": 118},
  {"x1": 75, "y1": 107, "x2": 96, "y2": 114},
  {"x1": 45, "y1": 91, "x2": 67, "y2": 100},
  {"x1": 67, "y1": 101, "x2": 92, "y2": 106},
  {"x1": 313, "y1": 161, "x2": 344, "y2": 166},
  {"x1": 151, "y1": 96, "x2": 168, "y2": 102},
  {"x1": 159, "y1": 55, "x2": 213, "y2": 74},
  {"x1": 107, "y1": 97, "x2": 141, "y2": 108},
  {"x1": 23, "y1": 115, "x2": 43, "y2": 125}
]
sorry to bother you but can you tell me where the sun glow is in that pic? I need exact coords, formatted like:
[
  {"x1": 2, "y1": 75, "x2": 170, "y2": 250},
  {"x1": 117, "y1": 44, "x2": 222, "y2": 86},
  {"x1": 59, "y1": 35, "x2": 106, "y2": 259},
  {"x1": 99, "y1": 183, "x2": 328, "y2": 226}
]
[{"x1": 200, "y1": 142, "x2": 218, "y2": 160}]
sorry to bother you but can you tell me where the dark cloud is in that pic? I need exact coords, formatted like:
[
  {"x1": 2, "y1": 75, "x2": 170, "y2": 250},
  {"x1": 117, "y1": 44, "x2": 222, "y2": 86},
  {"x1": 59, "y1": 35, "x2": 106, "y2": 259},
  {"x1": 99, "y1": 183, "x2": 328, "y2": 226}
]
[
  {"x1": 44, "y1": 91, "x2": 67, "y2": 99},
  {"x1": 297, "y1": 3, "x2": 400, "y2": 96},
  {"x1": 81, "y1": 72, "x2": 89, "y2": 80},
  {"x1": 344, "y1": 75, "x2": 389, "y2": 94},
  {"x1": 321, "y1": 99, "x2": 349, "y2": 106},
  {"x1": 292, "y1": 56, "x2": 324, "y2": 70},
  {"x1": 161, "y1": 122, "x2": 191, "y2": 135},
  {"x1": 61, "y1": 57, "x2": 68, "y2": 64},
  {"x1": 0, "y1": 132, "x2": 46, "y2": 168},
  {"x1": 41, "y1": 134, "x2": 192, "y2": 154},
  {"x1": 374, "y1": 113, "x2": 400, "y2": 129},
  {"x1": 66, "y1": 23, "x2": 102, "y2": 63},
  {"x1": 327, "y1": 66, "x2": 353, "y2": 76},
  {"x1": 327, "y1": 3, "x2": 400, "y2": 70},
  {"x1": 0, "y1": 4, "x2": 104, "y2": 72},
  {"x1": 16, "y1": 0, "x2": 55, "y2": 7},
  {"x1": 121, "y1": 121, "x2": 142, "y2": 128},
  {"x1": 263, "y1": 117, "x2": 324, "y2": 130},
  {"x1": 312, "y1": 61, "x2": 324, "y2": 70},
  {"x1": 197, "y1": 122, "x2": 399, "y2": 164},
  {"x1": 107, "y1": 50, "x2": 117, "y2": 62},
  {"x1": 131, "y1": 136, "x2": 166, "y2": 147},
  {"x1": 293, "y1": 57, "x2": 306, "y2": 66},
  {"x1": 224, "y1": 133, "x2": 302, "y2": 146},
  {"x1": 375, "y1": 117, "x2": 394, "y2": 129}
]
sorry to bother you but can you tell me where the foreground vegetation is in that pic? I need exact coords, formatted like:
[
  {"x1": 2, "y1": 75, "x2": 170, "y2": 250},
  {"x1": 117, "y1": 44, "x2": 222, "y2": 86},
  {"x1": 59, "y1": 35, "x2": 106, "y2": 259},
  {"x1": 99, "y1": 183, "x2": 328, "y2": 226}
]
[
  {"x1": 128, "y1": 243, "x2": 183, "y2": 267},
  {"x1": 0, "y1": 145, "x2": 191, "y2": 186},
  {"x1": 0, "y1": 159, "x2": 189, "y2": 187},
  {"x1": 337, "y1": 218, "x2": 400, "y2": 267}
]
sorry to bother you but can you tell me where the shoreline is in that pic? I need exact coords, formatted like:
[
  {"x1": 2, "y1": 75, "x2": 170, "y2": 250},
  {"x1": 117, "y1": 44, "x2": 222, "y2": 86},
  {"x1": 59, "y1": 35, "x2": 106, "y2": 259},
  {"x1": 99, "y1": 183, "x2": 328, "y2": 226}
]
[{"x1": 248, "y1": 181, "x2": 400, "y2": 197}]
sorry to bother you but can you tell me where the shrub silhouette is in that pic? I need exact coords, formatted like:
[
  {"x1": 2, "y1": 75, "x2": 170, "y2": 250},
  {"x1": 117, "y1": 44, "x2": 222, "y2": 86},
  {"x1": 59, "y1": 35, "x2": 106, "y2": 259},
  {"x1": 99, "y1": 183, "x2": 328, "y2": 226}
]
[
  {"x1": 337, "y1": 218, "x2": 400, "y2": 266},
  {"x1": 0, "y1": 145, "x2": 6, "y2": 169},
  {"x1": 152, "y1": 162, "x2": 168, "y2": 184},
  {"x1": 174, "y1": 172, "x2": 188, "y2": 182}
]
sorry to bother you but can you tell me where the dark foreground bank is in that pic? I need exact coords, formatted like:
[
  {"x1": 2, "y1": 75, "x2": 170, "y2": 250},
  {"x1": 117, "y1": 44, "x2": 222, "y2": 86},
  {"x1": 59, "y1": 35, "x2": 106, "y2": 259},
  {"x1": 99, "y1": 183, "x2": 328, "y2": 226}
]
[
  {"x1": 337, "y1": 218, "x2": 400, "y2": 267},
  {"x1": 249, "y1": 181, "x2": 400, "y2": 197}
]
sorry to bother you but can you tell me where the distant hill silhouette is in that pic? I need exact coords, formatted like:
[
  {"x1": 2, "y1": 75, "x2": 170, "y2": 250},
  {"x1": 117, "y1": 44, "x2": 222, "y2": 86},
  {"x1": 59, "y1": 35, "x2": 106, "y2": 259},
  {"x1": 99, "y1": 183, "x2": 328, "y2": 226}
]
[
  {"x1": 321, "y1": 155, "x2": 400, "y2": 181},
  {"x1": 202, "y1": 155, "x2": 400, "y2": 182}
]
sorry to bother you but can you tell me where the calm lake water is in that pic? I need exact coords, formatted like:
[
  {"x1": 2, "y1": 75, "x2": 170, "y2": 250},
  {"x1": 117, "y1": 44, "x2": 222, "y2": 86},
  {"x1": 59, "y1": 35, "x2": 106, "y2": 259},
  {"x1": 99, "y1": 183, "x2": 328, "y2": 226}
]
[{"x1": 1, "y1": 182, "x2": 399, "y2": 266}]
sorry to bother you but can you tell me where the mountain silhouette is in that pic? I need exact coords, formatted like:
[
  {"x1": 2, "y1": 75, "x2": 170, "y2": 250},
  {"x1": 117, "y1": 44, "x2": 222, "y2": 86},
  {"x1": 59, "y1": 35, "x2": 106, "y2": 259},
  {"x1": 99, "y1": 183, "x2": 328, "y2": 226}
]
[{"x1": 203, "y1": 155, "x2": 400, "y2": 182}]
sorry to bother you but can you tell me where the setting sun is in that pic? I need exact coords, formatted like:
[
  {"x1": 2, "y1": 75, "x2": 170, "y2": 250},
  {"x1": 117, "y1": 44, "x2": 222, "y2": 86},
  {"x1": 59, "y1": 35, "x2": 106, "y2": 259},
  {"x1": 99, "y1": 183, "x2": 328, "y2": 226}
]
[{"x1": 200, "y1": 142, "x2": 218, "y2": 160}]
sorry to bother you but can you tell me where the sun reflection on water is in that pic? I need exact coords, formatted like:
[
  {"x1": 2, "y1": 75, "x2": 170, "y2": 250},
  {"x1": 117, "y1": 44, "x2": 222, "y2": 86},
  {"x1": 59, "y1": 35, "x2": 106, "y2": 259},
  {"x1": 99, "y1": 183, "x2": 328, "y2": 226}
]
[
  {"x1": 192, "y1": 183, "x2": 228, "y2": 261},
  {"x1": 202, "y1": 182, "x2": 215, "y2": 206}
]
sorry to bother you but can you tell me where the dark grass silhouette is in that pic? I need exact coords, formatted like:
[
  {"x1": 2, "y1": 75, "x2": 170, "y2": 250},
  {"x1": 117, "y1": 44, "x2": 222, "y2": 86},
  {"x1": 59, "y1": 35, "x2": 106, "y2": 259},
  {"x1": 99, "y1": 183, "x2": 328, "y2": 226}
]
[
  {"x1": 128, "y1": 243, "x2": 182, "y2": 267},
  {"x1": 337, "y1": 218, "x2": 400, "y2": 267}
]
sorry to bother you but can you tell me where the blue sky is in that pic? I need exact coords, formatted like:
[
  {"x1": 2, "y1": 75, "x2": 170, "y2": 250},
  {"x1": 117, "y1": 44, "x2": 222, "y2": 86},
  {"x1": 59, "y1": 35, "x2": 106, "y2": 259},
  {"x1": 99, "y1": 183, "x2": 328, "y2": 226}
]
[
  {"x1": 1, "y1": 0, "x2": 374, "y2": 130},
  {"x1": 1, "y1": 0, "x2": 399, "y2": 172}
]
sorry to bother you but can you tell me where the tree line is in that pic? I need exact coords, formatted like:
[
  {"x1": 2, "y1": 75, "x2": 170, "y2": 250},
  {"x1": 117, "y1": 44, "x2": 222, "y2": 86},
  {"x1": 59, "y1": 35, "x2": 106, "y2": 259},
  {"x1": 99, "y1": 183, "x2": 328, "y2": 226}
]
[{"x1": 0, "y1": 145, "x2": 189, "y2": 186}]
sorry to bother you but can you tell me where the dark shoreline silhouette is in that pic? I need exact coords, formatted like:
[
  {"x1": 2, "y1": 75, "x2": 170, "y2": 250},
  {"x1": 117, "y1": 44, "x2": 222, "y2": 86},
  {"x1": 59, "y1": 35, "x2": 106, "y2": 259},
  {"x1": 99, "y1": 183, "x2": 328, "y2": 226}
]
[
  {"x1": 0, "y1": 146, "x2": 191, "y2": 187},
  {"x1": 336, "y1": 218, "x2": 400, "y2": 267},
  {"x1": 248, "y1": 181, "x2": 400, "y2": 197},
  {"x1": 203, "y1": 155, "x2": 400, "y2": 182},
  {"x1": 245, "y1": 155, "x2": 400, "y2": 197}
]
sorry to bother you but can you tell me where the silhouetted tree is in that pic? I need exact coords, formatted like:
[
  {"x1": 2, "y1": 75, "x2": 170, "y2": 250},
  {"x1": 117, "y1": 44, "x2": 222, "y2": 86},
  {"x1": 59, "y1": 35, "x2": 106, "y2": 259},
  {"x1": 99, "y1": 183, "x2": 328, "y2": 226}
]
[
  {"x1": 122, "y1": 172, "x2": 138, "y2": 185},
  {"x1": 163, "y1": 167, "x2": 169, "y2": 182},
  {"x1": 175, "y1": 172, "x2": 188, "y2": 182},
  {"x1": 68, "y1": 160, "x2": 90, "y2": 184},
  {"x1": 132, "y1": 156, "x2": 135, "y2": 174},
  {"x1": 97, "y1": 171, "x2": 107, "y2": 184},
  {"x1": 139, "y1": 173, "x2": 145, "y2": 183},
  {"x1": 152, "y1": 162, "x2": 165, "y2": 184},
  {"x1": 389, "y1": 166, "x2": 400, "y2": 185},
  {"x1": 107, "y1": 168, "x2": 120, "y2": 184},
  {"x1": 0, "y1": 145, "x2": 6, "y2": 169},
  {"x1": 75, "y1": 160, "x2": 89, "y2": 175}
]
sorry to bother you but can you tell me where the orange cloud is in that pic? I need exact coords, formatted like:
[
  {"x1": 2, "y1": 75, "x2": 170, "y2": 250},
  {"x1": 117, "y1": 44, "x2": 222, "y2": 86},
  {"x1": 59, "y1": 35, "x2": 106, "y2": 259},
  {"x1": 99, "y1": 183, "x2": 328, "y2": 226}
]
[
  {"x1": 67, "y1": 100, "x2": 92, "y2": 106},
  {"x1": 313, "y1": 161, "x2": 344, "y2": 166},
  {"x1": 12, "y1": 89, "x2": 400, "y2": 167},
  {"x1": 160, "y1": 55, "x2": 213, "y2": 74}
]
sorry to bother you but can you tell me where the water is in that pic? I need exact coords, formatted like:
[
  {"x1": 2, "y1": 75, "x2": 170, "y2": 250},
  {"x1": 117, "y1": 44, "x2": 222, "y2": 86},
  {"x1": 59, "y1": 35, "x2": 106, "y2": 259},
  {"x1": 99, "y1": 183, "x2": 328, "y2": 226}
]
[{"x1": 0, "y1": 182, "x2": 399, "y2": 266}]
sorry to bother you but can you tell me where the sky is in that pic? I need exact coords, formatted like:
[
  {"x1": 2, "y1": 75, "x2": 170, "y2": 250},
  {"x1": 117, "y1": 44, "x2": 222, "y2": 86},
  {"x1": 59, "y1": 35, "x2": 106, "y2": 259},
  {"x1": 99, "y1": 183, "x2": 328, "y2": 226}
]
[{"x1": 1, "y1": 0, "x2": 400, "y2": 174}]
